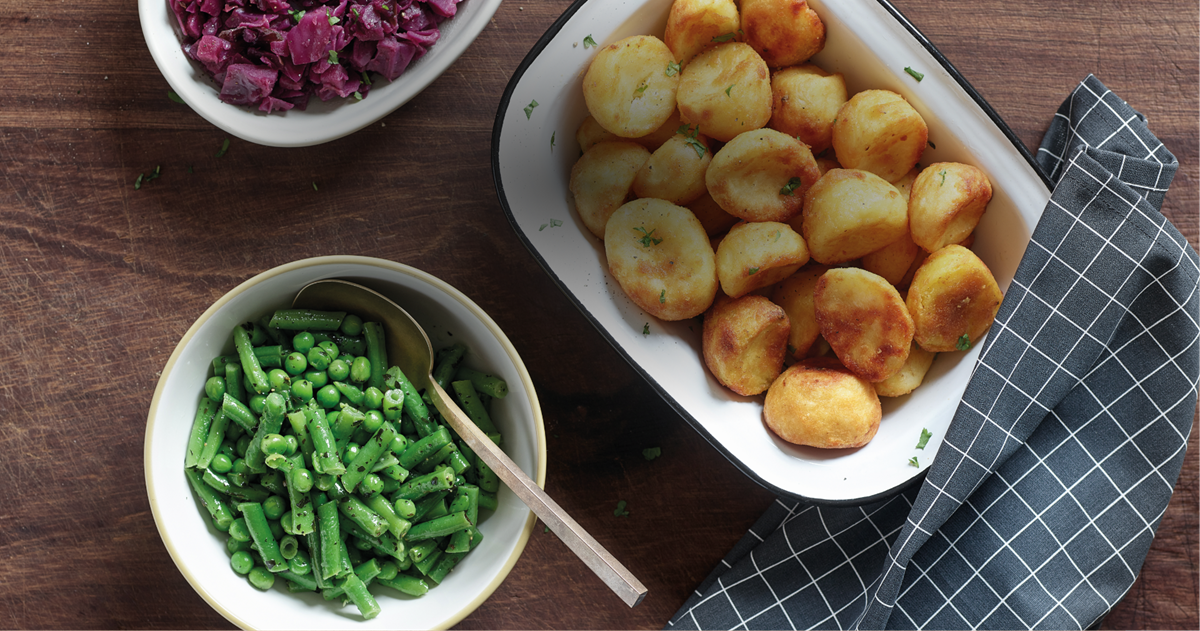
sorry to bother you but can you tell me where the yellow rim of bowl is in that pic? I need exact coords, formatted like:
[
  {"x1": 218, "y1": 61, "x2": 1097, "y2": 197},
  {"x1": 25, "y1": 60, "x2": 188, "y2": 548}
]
[{"x1": 144, "y1": 255, "x2": 548, "y2": 630}]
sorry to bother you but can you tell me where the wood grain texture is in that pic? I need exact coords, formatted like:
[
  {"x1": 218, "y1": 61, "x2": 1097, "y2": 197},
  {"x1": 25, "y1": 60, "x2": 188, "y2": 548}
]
[{"x1": 0, "y1": 0, "x2": 1193, "y2": 629}]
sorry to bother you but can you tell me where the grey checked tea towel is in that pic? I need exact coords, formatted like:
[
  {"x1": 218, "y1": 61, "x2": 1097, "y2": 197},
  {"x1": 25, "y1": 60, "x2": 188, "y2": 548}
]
[{"x1": 667, "y1": 75, "x2": 1199, "y2": 630}]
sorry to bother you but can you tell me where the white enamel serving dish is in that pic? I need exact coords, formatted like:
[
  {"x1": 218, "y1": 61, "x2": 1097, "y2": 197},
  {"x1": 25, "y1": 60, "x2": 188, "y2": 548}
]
[
  {"x1": 491, "y1": 0, "x2": 1052, "y2": 504},
  {"x1": 145, "y1": 256, "x2": 546, "y2": 629}
]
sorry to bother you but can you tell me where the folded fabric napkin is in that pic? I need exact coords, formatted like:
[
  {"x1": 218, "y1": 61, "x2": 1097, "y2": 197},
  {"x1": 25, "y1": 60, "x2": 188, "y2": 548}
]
[{"x1": 667, "y1": 75, "x2": 1199, "y2": 630}]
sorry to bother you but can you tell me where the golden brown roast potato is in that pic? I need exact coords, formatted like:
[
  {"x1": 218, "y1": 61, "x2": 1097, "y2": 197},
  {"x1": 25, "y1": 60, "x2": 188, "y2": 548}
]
[
  {"x1": 583, "y1": 35, "x2": 681, "y2": 138},
  {"x1": 740, "y1": 0, "x2": 825, "y2": 68},
  {"x1": 702, "y1": 293, "x2": 790, "y2": 396},
  {"x1": 605, "y1": 198, "x2": 718, "y2": 321},
  {"x1": 906, "y1": 244, "x2": 1003, "y2": 352},
  {"x1": 908, "y1": 162, "x2": 993, "y2": 252},
  {"x1": 706, "y1": 128, "x2": 821, "y2": 222},
  {"x1": 569, "y1": 141, "x2": 651, "y2": 239},
  {"x1": 831, "y1": 89, "x2": 927, "y2": 183},
  {"x1": 576, "y1": 115, "x2": 621, "y2": 153},
  {"x1": 633, "y1": 133, "x2": 713, "y2": 205},
  {"x1": 768, "y1": 64, "x2": 847, "y2": 155},
  {"x1": 891, "y1": 166, "x2": 919, "y2": 200},
  {"x1": 874, "y1": 341, "x2": 936, "y2": 397},
  {"x1": 862, "y1": 230, "x2": 922, "y2": 287},
  {"x1": 686, "y1": 191, "x2": 741, "y2": 236},
  {"x1": 815, "y1": 267, "x2": 915, "y2": 382},
  {"x1": 763, "y1": 356, "x2": 881, "y2": 448},
  {"x1": 664, "y1": 0, "x2": 741, "y2": 68},
  {"x1": 715, "y1": 221, "x2": 810, "y2": 298},
  {"x1": 676, "y1": 42, "x2": 772, "y2": 142},
  {"x1": 801, "y1": 168, "x2": 908, "y2": 264},
  {"x1": 814, "y1": 152, "x2": 841, "y2": 175},
  {"x1": 770, "y1": 263, "x2": 830, "y2": 358}
]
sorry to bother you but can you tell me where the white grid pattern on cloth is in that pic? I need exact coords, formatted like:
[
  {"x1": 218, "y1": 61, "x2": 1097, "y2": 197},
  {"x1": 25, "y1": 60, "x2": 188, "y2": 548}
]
[{"x1": 665, "y1": 76, "x2": 1196, "y2": 631}]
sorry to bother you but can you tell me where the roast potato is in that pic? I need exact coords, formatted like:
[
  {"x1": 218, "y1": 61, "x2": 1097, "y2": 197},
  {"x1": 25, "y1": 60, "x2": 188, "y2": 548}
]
[
  {"x1": 576, "y1": 115, "x2": 621, "y2": 153},
  {"x1": 664, "y1": 0, "x2": 741, "y2": 68},
  {"x1": 676, "y1": 42, "x2": 772, "y2": 143},
  {"x1": 763, "y1": 356, "x2": 881, "y2": 448},
  {"x1": 768, "y1": 64, "x2": 846, "y2": 155},
  {"x1": 633, "y1": 132, "x2": 713, "y2": 205},
  {"x1": 569, "y1": 141, "x2": 651, "y2": 239},
  {"x1": 686, "y1": 191, "x2": 741, "y2": 236},
  {"x1": 706, "y1": 127, "x2": 821, "y2": 222},
  {"x1": 740, "y1": 0, "x2": 825, "y2": 68},
  {"x1": 605, "y1": 198, "x2": 718, "y2": 321},
  {"x1": 801, "y1": 168, "x2": 908, "y2": 264},
  {"x1": 583, "y1": 35, "x2": 681, "y2": 138},
  {"x1": 715, "y1": 221, "x2": 810, "y2": 298},
  {"x1": 702, "y1": 293, "x2": 790, "y2": 396},
  {"x1": 815, "y1": 267, "x2": 914, "y2": 382},
  {"x1": 770, "y1": 263, "x2": 830, "y2": 358},
  {"x1": 831, "y1": 89, "x2": 927, "y2": 182},
  {"x1": 862, "y1": 230, "x2": 922, "y2": 287},
  {"x1": 906, "y1": 244, "x2": 1002, "y2": 352},
  {"x1": 908, "y1": 162, "x2": 993, "y2": 252},
  {"x1": 874, "y1": 341, "x2": 936, "y2": 397}
]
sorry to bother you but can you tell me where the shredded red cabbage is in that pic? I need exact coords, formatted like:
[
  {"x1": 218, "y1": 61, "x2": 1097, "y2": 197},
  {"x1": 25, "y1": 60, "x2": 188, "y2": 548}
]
[{"x1": 168, "y1": 0, "x2": 462, "y2": 113}]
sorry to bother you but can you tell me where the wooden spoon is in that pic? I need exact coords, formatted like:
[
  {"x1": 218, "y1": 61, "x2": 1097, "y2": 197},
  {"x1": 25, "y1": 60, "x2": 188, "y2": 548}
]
[{"x1": 293, "y1": 278, "x2": 647, "y2": 607}]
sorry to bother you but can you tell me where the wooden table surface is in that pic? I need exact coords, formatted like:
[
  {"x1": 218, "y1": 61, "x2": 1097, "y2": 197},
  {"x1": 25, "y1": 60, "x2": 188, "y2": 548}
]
[{"x1": 1, "y1": 0, "x2": 1195, "y2": 628}]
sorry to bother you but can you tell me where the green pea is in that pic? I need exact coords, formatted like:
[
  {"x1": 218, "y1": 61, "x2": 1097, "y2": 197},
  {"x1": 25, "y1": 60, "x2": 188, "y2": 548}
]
[
  {"x1": 307, "y1": 346, "x2": 333, "y2": 371},
  {"x1": 394, "y1": 498, "x2": 416, "y2": 520},
  {"x1": 291, "y1": 467, "x2": 314, "y2": 493},
  {"x1": 267, "y1": 368, "x2": 291, "y2": 391},
  {"x1": 249, "y1": 324, "x2": 268, "y2": 346},
  {"x1": 305, "y1": 369, "x2": 328, "y2": 389},
  {"x1": 340, "y1": 314, "x2": 364, "y2": 337},
  {"x1": 284, "y1": 352, "x2": 308, "y2": 376},
  {"x1": 280, "y1": 511, "x2": 295, "y2": 535},
  {"x1": 317, "y1": 340, "x2": 339, "y2": 358},
  {"x1": 292, "y1": 332, "x2": 315, "y2": 354},
  {"x1": 353, "y1": 536, "x2": 373, "y2": 551},
  {"x1": 227, "y1": 536, "x2": 251, "y2": 554},
  {"x1": 210, "y1": 453, "x2": 233, "y2": 474},
  {"x1": 343, "y1": 442, "x2": 361, "y2": 462},
  {"x1": 364, "y1": 386, "x2": 384, "y2": 410},
  {"x1": 315, "y1": 473, "x2": 336, "y2": 492},
  {"x1": 389, "y1": 434, "x2": 408, "y2": 456},
  {"x1": 363, "y1": 409, "x2": 384, "y2": 433},
  {"x1": 316, "y1": 384, "x2": 340, "y2": 409},
  {"x1": 267, "y1": 518, "x2": 285, "y2": 541},
  {"x1": 235, "y1": 436, "x2": 251, "y2": 458},
  {"x1": 228, "y1": 518, "x2": 251, "y2": 542},
  {"x1": 263, "y1": 495, "x2": 287, "y2": 520},
  {"x1": 248, "y1": 566, "x2": 275, "y2": 590},
  {"x1": 230, "y1": 550, "x2": 255, "y2": 575},
  {"x1": 248, "y1": 395, "x2": 267, "y2": 415},
  {"x1": 204, "y1": 376, "x2": 226, "y2": 401},
  {"x1": 260, "y1": 434, "x2": 290, "y2": 456},
  {"x1": 291, "y1": 379, "x2": 313, "y2": 401},
  {"x1": 350, "y1": 357, "x2": 371, "y2": 383},
  {"x1": 289, "y1": 550, "x2": 312, "y2": 575},
  {"x1": 358, "y1": 473, "x2": 383, "y2": 496},
  {"x1": 231, "y1": 458, "x2": 248, "y2": 476},
  {"x1": 283, "y1": 435, "x2": 298, "y2": 455},
  {"x1": 327, "y1": 359, "x2": 350, "y2": 382}
]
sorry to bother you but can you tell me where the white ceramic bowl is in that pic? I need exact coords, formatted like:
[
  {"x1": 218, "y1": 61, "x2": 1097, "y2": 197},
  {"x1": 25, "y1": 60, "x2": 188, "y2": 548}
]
[
  {"x1": 139, "y1": 0, "x2": 503, "y2": 147},
  {"x1": 491, "y1": 0, "x2": 1053, "y2": 504},
  {"x1": 145, "y1": 256, "x2": 545, "y2": 629}
]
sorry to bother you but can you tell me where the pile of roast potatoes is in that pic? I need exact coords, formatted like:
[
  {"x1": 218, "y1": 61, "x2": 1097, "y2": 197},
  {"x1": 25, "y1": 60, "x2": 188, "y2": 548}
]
[{"x1": 569, "y1": 0, "x2": 1003, "y2": 451}]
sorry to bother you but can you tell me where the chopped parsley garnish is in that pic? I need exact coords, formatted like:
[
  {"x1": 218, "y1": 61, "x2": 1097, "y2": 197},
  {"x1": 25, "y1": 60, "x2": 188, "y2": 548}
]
[
  {"x1": 748, "y1": 267, "x2": 760, "y2": 275},
  {"x1": 167, "y1": 91, "x2": 184, "y2": 104},
  {"x1": 665, "y1": 61, "x2": 681, "y2": 77},
  {"x1": 551, "y1": 131, "x2": 556, "y2": 150},
  {"x1": 634, "y1": 226, "x2": 662, "y2": 247},
  {"x1": 659, "y1": 289, "x2": 666, "y2": 304},
  {"x1": 583, "y1": 34, "x2": 597, "y2": 49},
  {"x1": 352, "y1": 91, "x2": 362, "y2": 101},
  {"x1": 544, "y1": 525, "x2": 550, "y2": 533},
  {"x1": 642, "y1": 323, "x2": 650, "y2": 335},
  {"x1": 327, "y1": 13, "x2": 340, "y2": 26},
  {"x1": 134, "y1": 173, "x2": 143, "y2": 189},
  {"x1": 289, "y1": 9, "x2": 305, "y2": 21},
  {"x1": 909, "y1": 457, "x2": 920, "y2": 467},
  {"x1": 351, "y1": 7, "x2": 359, "y2": 17},
  {"x1": 635, "y1": 82, "x2": 648, "y2": 96},
  {"x1": 904, "y1": 67, "x2": 924, "y2": 81},
  {"x1": 312, "y1": 182, "x2": 319, "y2": 191},
  {"x1": 712, "y1": 32, "x2": 736, "y2": 42},
  {"x1": 135, "y1": 165, "x2": 162, "y2": 190},
  {"x1": 773, "y1": 230, "x2": 782, "y2": 241},
  {"x1": 779, "y1": 176, "x2": 804, "y2": 196},
  {"x1": 215, "y1": 137, "x2": 230, "y2": 158},
  {"x1": 361, "y1": 72, "x2": 372, "y2": 86},
  {"x1": 939, "y1": 169, "x2": 947, "y2": 186},
  {"x1": 956, "y1": 334, "x2": 972, "y2": 351},
  {"x1": 916, "y1": 428, "x2": 932, "y2": 450},
  {"x1": 539, "y1": 218, "x2": 564, "y2": 231},
  {"x1": 725, "y1": 84, "x2": 734, "y2": 96},
  {"x1": 613, "y1": 500, "x2": 630, "y2": 517},
  {"x1": 676, "y1": 124, "x2": 706, "y2": 158},
  {"x1": 524, "y1": 99, "x2": 538, "y2": 119},
  {"x1": 642, "y1": 447, "x2": 661, "y2": 461},
  {"x1": 328, "y1": 50, "x2": 339, "y2": 64}
]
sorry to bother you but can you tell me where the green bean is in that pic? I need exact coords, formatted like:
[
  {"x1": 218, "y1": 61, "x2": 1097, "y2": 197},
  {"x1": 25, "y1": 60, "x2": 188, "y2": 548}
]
[
  {"x1": 405, "y1": 511, "x2": 472, "y2": 542},
  {"x1": 412, "y1": 492, "x2": 448, "y2": 523},
  {"x1": 221, "y1": 393, "x2": 258, "y2": 433},
  {"x1": 363, "y1": 322, "x2": 388, "y2": 392},
  {"x1": 339, "y1": 573, "x2": 381, "y2": 619},
  {"x1": 380, "y1": 389, "x2": 404, "y2": 421},
  {"x1": 233, "y1": 324, "x2": 271, "y2": 394},
  {"x1": 306, "y1": 405, "x2": 345, "y2": 476},
  {"x1": 426, "y1": 550, "x2": 467, "y2": 584},
  {"x1": 451, "y1": 380, "x2": 500, "y2": 435},
  {"x1": 279, "y1": 534, "x2": 299, "y2": 559},
  {"x1": 244, "y1": 392, "x2": 286, "y2": 474},
  {"x1": 223, "y1": 362, "x2": 245, "y2": 403},
  {"x1": 447, "y1": 525, "x2": 484, "y2": 554},
  {"x1": 184, "y1": 468, "x2": 234, "y2": 531},
  {"x1": 304, "y1": 531, "x2": 329, "y2": 590},
  {"x1": 453, "y1": 366, "x2": 509, "y2": 399},
  {"x1": 201, "y1": 467, "x2": 231, "y2": 495},
  {"x1": 375, "y1": 573, "x2": 429, "y2": 597},
  {"x1": 331, "y1": 405, "x2": 364, "y2": 442},
  {"x1": 334, "y1": 381, "x2": 366, "y2": 407},
  {"x1": 338, "y1": 496, "x2": 388, "y2": 538},
  {"x1": 340, "y1": 518, "x2": 407, "y2": 562},
  {"x1": 185, "y1": 398, "x2": 218, "y2": 469},
  {"x1": 312, "y1": 331, "x2": 367, "y2": 356},
  {"x1": 432, "y1": 342, "x2": 467, "y2": 390},
  {"x1": 279, "y1": 569, "x2": 318, "y2": 592},
  {"x1": 366, "y1": 493, "x2": 411, "y2": 540},
  {"x1": 392, "y1": 466, "x2": 456, "y2": 502},
  {"x1": 399, "y1": 426, "x2": 452, "y2": 470},
  {"x1": 394, "y1": 498, "x2": 417, "y2": 520},
  {"x1": 407, "y1": 538, "x2": 440, "y2": 565},
  {"x1": 384, "y1": 366, "x2": 431, "y2": 433},
  {"x1": 321, "y1": 558, "x2": 381, "y2": 603},
  {"x1": 238, "y1": 502, "x2": 288, "y2": 572},
  {"x1": 452, "y1": 485, "x2": 479, "y2": 526},
  {"x1": 478, "y1": 491, "x2": 498, "y2": 512},
  {"x1": 342, "y1": 422, "x2": 398, "y2": 492},
  {"x1": 269, "y1": 308, "x2": 346, "y2": 331},
  {"x1": 413, "y1": 546, "x2": 443, "y2": 576},
  {"x1": 475, "y1": 455, "x2": 500, "y2": 493},
  {"x1": 252, "y1": 345, "x2": 284, "y2": 368},
  {"x1": 317, "y1": 500, "x2": 347, "y2": 580}
]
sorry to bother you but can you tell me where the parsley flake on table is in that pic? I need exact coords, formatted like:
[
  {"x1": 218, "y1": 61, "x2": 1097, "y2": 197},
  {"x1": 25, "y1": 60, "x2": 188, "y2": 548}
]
[
  {"x1": 779, "y1": 176, "x2": 803, "y2": 196},
  {"x1": 583, "y1": 34, "x2": 597, "y2": 49},
  {"x1": 613, "y1": 500, "x2": 630, "y2": 517},
  {"x1": 904, "y1": 66, "x2": 924, "y2": 81},
  {"x1": 956, "y1": 334, "x2": 972, "y2": 351},
  {"x1": 215, "y1": 137, "x2": 230, "y2": 158},
  {"x1": 635, "y1": 226, "x2": 662, "y2": 247},
  {"x1": 916, "y1": 428, "x2": 932, "y2": 450},
  {"x1": 167, "y1": 91, "x2": 184, "y2": 104},
  {"x1": 642, "y1": 447, "x2": 661, "y2": 461},
  {"x1": 524, "y1": 99, "x2": 538, "y2": 119},
  {"x1": 312, "y1": 182, "x2": 319, "y2": 191}
]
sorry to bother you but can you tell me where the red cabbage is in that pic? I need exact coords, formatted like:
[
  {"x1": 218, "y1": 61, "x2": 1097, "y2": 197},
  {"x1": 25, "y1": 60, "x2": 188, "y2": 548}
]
[{"x1": 168, "y1": 0, "x2": 462, "y2": 113}]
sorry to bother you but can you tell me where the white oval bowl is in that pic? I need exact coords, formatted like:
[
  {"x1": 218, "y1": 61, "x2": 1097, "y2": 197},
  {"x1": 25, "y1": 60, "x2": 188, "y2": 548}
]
[
  {"x1": 145, "y1": 255, "x2": 545, "y2": 630},
  {"x1": 139, "y1": 0, "x2": 503, "y2": 147}
]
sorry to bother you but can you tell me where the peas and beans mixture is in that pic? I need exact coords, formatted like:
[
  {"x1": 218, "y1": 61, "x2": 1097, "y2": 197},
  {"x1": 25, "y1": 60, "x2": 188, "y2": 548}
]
[{"x1": 184, "y1": 308, "x2": 510, "y2": 620}]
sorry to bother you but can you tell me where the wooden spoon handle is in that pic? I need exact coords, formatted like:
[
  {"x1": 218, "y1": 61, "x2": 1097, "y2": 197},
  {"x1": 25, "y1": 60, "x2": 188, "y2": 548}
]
[{"x1": 427, "y1": 380, "x2": 648, "y2": 608}]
